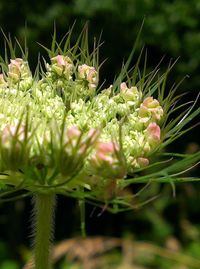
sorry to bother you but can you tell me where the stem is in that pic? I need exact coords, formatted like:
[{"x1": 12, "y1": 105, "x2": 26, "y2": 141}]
[
  {"x1": 79, "y1": 199, "x2": 86, "y2": 237},
  {"x1": 33, "y1": 193, "x2": 56, "y2": 269}
]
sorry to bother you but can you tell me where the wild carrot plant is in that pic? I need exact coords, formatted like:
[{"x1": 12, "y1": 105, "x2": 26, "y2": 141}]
[{"x1": 0, "y1": 26, "x2": 200, "y2": 269}]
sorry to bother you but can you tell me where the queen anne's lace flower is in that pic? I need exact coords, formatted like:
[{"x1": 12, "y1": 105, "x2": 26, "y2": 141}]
[{"x1": 0, "y1": 54, "x2": 164, "y2": 190}]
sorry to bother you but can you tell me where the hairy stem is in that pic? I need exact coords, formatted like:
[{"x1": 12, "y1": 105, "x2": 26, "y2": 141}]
[{"x1": 33, "y1": 193, "x2": 56, "y2": 269}]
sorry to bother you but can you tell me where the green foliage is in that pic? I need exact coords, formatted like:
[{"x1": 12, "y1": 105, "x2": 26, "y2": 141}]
[
  {"x1": 73, "y1": 0, "x2": 200, "y2": 90},
  {"x1": 0, "y1": 261, "x2": 19, "y2": 269},
  {"x1": 1, "y1": 0, "x2": 200, "y2": 92}
]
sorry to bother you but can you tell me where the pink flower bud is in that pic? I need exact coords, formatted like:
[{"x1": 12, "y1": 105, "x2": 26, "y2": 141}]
[
  {"x1": 97, "y1": 142, "x2": 119, "y2": 154},
  {"x1": 8, "y1": 58, "x2": 31, "y2": 82},
  {"x1": 56, "y1": 55, "x2": 66, "y2": 66},
  {"x1": 10, "y1": 58, "x2": 24, "y2": 67},
  {"x1": 139, "y1": 97, "x2": 164, "y2": 122},
  {"x1": 96, "y1": 152, "x2": 114, "y2": 164},
  {"x1": 120, "y1": 82, "x2": 139, "y2": 101},
  {"x1": 90, "y1": 141, "x2": 126, "y2": 178},
  {"x1": 51, "y1": 55, "x2": 74, "y2": 78},
  {"x1": 143, "y1": 97, "x2": 160, "y2": 108},
  {"x1": 8, "y1": 58, "x2": 23, "y2": 81},
  {"x1": 67, "y1": 126, "x2": 81, "y2": 140},
  {"x1": 120, "y1": 82, "x2": 128, "y2": 92},
  {"x1": 146, "y1": 122, "x2": 161, "y2": 142},
  {"x1": 1, "y1": 125, "x2": 26, "y2": 160},
  {"x1": 78, "y1": 64, "x2": 98, "y2": 89},
  {"x1": 91, "y1": 141, "x2": 119, "y2": 166}
]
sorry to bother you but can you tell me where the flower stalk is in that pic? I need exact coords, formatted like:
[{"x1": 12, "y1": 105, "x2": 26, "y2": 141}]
[{"x1": 33, "y1": 193, "x2": 56, "y2": 269}]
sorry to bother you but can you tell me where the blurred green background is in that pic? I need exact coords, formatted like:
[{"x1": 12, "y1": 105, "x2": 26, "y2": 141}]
[{"x1": 0, "y1": 0, "x2": 200, "y2": 268}]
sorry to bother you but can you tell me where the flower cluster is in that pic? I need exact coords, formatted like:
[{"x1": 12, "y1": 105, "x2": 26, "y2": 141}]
[
  {"x1": 44, "y1": 54, "x2": 98, "y2": 103},
  {"x1": 0, "y1": 53, "x2": 164, "y2": 193}
]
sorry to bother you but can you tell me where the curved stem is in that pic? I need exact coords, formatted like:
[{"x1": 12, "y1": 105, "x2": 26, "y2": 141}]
[{"x1": 33, "y1": 193, "x2": 56, "y2": 269}]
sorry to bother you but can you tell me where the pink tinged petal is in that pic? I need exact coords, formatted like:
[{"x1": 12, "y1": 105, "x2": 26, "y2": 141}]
[
  {"x1": 147, "y1": 122, "x2": 161, "y2": 141},
  {"x1": 120, "y1": 82, "x2": 139, "y2": 101},
  {"x1": 120, "y1": 82, "x2": 128, "y2": 92},
  {"x1": 143, "y1": 97, "x2": 160, "y2": 108},
  {"x1": 56, "y1": 55, "x2": 65, "y2": 66},
  {"x1": 97, "y1": 142, "x2": 119, "y2": 154},
  {"x1": 78, "y1": 64, "x2": 98, "y2": 86},
  {"x1": 67, "y1": 126, "x2": 81, "y2": 139},
  {"x1": 97, "y1": 152, "x2": 113, "y2": 164},
  {"x1": 78, "y1": 64, "x2": 87, "y2": 78},
  {"x1": 88, "y1": 68, "x2": 98, "y2": 84},
  {"x1": 10, "y1": 58, "x2": 23, "y2": 67},
  {"x1": 143, "y1": 97, "x2": 153, "y2": 107}
]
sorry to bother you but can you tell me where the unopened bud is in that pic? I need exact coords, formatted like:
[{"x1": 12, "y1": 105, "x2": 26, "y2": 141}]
[
  {"x1": 120, "y1": 82, "x2": 140, "y2": 102},
  {"x1": 90, "y1": 141, "x2": 125, "y2": 178},
  {"x1": 67, "y1": 126, "x2": 81, "y2": 140},
  {"x1": 139, "y1": 97, "x2": 164, "y2": 122},
  {"x1": 8, "y1": 58, "x2": 31, "y2": 82},
  {"x1": 132, "y1": 157, "x2": 149, "y2": 168},
  {"x1": 51, "y1": 55, "x2": 74, "y2": 79},
  {"x1": 78, "y1": 64, "x2": 98, "y2": 90},
  {"x1": 146, "y1": 122, "x2": 161, "y2": 147}
]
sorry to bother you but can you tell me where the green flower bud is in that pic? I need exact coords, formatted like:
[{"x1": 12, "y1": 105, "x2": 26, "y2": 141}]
[{"x1": 131, "y1": 157, "x2": 149, "y2": 168}]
